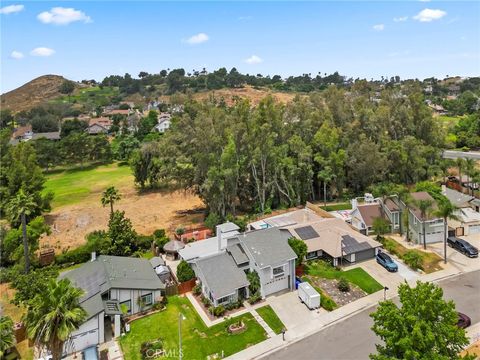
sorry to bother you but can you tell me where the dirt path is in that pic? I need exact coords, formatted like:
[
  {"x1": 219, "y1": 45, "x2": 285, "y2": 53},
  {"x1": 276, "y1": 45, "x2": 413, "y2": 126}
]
[{"x1": 41, "y1": 189, "x2": 205, "y2": 252}]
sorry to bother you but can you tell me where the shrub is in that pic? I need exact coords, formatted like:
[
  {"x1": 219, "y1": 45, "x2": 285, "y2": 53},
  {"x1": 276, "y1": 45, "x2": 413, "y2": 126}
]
[
  {"x1": 403, "y1": 250, "x2": 423, "y2": 270},
  {"x1": 176, "y1": 260, "x2": 195, "y2": 282},
  {"x1": 337, "y1": 278, "x2": 350, "y2": 292},
  {"x1": 153, "y1": 229, "x2": 166, "y2": 239},
  {"x1": 175, "y1": 227, "x2": 185, "y2": 236},
  {"x1": 135, "y1": 235, "x2": 153, "y2": 251},
  {"x1": 204, "y1": 213, "x2": 221, "y2": 232},
  {"x1": 56, "y1": 230, "x2": 109, "y2": 265},
  {"x1": 248, "y1": 292, "x2": 261, "y2": 305},
  {"x1": 201, "y1": 296, "x2": 211, "y2": 307},
  {"x1": 212, "y1": 305, "x2": 225, "y2": 317},
  {"x1": 321, "y1": 296, "x2": 337, "y2": 311},
  {"x1": 192, "y1": 284, "x2": 201, "y2": 296},
  {"x1": 288, "y1": 237, "x2": 307, "y2": 265}
]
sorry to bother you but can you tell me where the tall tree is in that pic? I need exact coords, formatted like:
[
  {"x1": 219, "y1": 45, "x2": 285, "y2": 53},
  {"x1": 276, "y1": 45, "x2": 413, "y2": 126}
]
[
  {"x1": 370, "y1": 281, "x2": 473, "y2": 360},
  {"x1": 101, "y1": 186, "x2": 121, "y2": 216},
  {"x1": 7, "y1": 189, "x2": 37, "y2": 273},
  {"x1": 455, "y1": 157, "x2": 465, "y2": 185},
  {"x1": 434, "y1": 200, "x2": 459, "y2": 264},
  {"x1": 0, "y1": 315, "x2": 15, "y2": 358},
  {"x1": 107, "y1": 210, "x2": 137, "y2": 256},
  {"x1": 25, "y1": 278, "x2": 87, "y2": 360},
  {"x1": 417, "y1": 199, "x2": 433, "y2": 250}
]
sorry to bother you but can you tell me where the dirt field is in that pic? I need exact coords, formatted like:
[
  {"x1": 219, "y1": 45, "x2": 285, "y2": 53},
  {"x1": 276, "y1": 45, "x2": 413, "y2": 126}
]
[{"x1": 41, "y1": 188, "x2": 204, "y2": 252}]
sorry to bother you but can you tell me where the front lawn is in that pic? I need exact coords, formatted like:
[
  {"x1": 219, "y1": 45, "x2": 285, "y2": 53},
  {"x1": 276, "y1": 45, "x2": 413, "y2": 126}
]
[
  {"x1": 119, "y1": 296, "x2": 267, "y2": 360},
  {"x1": 381, "y1": 237, "x2": 443, "y2": 273},
  {"x1": 256, "y1": 305, "x2": 285, "y2": 334},
  {"x1": 305, "y1": 260, "x2": 383, "y2": 294},
  {"x1": 324, "y1": 203, "x2": 351, "y2": 211}
]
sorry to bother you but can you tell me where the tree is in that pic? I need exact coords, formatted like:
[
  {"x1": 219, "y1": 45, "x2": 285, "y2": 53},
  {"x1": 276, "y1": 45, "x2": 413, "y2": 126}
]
[
  {"x1": 318, "y1": 167, "x2": 333, "y2": 210},
  {"x1": 372, "y1": 217, "x2": 391, "y2": 240},
  {"x1": 33, "y1": 138, "x2": 61, "y2": 171},
  {"x1": 11, "y1": 267, "x2": 59, "y2": 306},
  {"x1": 107, "y1": 210, "x2": 137, "y2": 256},
  {"x1": 370, "y1": 281, "x2": 473, "y2": 360},
  {"x1": 288, "y1": 237, "x2": 307, "y2": 265},
  {"x1": 0, "y1": 316, "x2": 15, "y2": 358},
  {"x1": 59, "y1": 80, "x2": 75, "y2": 99},
  {"x1": 60, "y1": 119, "x2": 88, "y2": 138},
  {"x1": 7, "y1": 190, "x2": 37, "y2": 273},
  {"x1": 101, "y1": 186, "x2": 121, "y2": 216},
  {"x1": 247, "y1": 270, "x2": 261, "y2": 295},
  {"x1": 434, "y1": 200, "x2": 459, "y2": 264},
  {"x1": 416, "y1": 199, "x2": 433, "y2": 250},
  {"x1": 25, "y1": 278, "x2": 87, "y2": 360},
  {"x1": 176, "y1": 260, "x2": 195, "y2": 282},
  {"x1": 455, "y1": 158, "x2": 465, "y2": 185}
]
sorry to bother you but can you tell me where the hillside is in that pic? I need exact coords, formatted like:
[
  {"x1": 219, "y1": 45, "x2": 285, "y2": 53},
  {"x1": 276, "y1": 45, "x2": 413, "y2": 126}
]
[{"x1": 0, "y1": 75, "x2": 76, "y2": 113}]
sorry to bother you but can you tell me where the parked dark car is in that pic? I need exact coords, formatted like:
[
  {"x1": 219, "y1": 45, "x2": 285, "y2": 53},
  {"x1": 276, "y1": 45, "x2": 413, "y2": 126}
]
[
  {"x1": 447, "y1": 237, "x2": 479, "y2": 258},
  {"x1": 376, "y1": 252, "x2": 398, "y2": 272},
  {"x1": 456, "y1": 312, "x2": 471, "y2": 329}
]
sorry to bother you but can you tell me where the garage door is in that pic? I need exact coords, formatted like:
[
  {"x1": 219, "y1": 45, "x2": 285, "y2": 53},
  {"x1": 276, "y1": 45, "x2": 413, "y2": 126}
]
[
  {"x1": 426, "y1": 231, "x2": 444, "y2": 244},
  {"x1": 469, "y1": 224, "x2": 480, "y2": 234},
  {"x1": 354, "y1": 248, "x2": 376, "y2": 262},
  {"x1": 263, "y1": 275, "x2": 289, "y2": 297}
]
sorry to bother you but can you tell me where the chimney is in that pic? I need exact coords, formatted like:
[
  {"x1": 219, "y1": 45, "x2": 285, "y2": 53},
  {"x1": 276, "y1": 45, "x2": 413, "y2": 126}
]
[{"x1": 91, "y1": 252, "x2": 96, "y2": 262}]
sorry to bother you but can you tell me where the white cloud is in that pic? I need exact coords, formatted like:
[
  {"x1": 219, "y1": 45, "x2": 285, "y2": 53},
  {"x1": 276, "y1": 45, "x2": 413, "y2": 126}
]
[
  {"x1": 413, "y1": 8, "x2": 447, "y2": 22},
  {"x1": 37, "y1": 7, "x2": 91, "y2": 25},
  {"x1": 245, "y1": 55, "x2": 263, "y2": 64},
  {"x1": 393, "y1": 16, "x2": 408, "y2": 22},
  {"x1": 373, "y1": 24, "x2": 385, "y2": 31},
  {"x1": 184, "y1": 33, "x2": 209, "y2": 44},
  {"x1": 0, "y1": 4, "x2": 24, "y2": 14},
  {"x1": 10, "y1": 50, "x2": 24, "y2": 59},
  {"x1": 30, "y1": 47, "x2": 55, "y2": 57}
]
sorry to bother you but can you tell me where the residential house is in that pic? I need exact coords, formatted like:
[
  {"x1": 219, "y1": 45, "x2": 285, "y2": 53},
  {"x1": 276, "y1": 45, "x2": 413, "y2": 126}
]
[
  {"x1": 284, "y1": 218, "x2": 382, "y2": 266},
  {"x1": 350, "y1": 202, "x2": 383, "y2": 235},
  {"x1": 11, "y1": 125, "x2": 33, "y2": 141},
  {"x1": 248, "y1": 208, "x2": 323, "y2": 230},
  {"x1": 442, "y1": 186, "x2": 480, "y2": 235},
  {"x1": 350, "y1": 195, "x2": 402, "y2": 235},
  {"x1": 153, "y1": 113, "x2": 172, "y2": 133},
  {"x1": 404, "y1": 192, "x2": 445, "y2": 244},
  {"x1": 61, "y1": 255, "x2": 165, "y2": 355},
  {"x1": 86, "y1": 117, "x2": 112, "y2": 135}
]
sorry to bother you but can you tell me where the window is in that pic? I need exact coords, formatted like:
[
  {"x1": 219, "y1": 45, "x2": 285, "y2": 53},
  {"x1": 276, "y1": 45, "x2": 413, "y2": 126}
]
[
  {"x1": 141, "y1": 293, "x2": 153, "y2": 306},
  {"x1": 306, "y1": 251, "x2": 317, "y2": 259},
  {"x1": 273, "y1": 266, "x2": 284, "y2": 277},
  {"x1": 120, "y1": 300, "x2": 131, "y2": 315}
]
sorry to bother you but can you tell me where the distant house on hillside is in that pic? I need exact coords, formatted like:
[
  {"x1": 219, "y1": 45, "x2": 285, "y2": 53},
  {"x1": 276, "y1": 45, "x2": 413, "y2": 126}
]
[
  {"x1": 11, "y1": 125, "x2": 33, "y2": 141},
  {"x1": 153, "y1": 112, "x2": 171, "y2": 133},
  {"x1": 86, "y1": 117, "x2": 112, "y2": 135}
]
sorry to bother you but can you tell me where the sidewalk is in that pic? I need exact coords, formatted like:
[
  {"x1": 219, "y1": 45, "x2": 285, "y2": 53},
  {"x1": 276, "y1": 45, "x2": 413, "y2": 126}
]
[{"x1": 227, "y1": 265, "x2": 477, "y2": 360}]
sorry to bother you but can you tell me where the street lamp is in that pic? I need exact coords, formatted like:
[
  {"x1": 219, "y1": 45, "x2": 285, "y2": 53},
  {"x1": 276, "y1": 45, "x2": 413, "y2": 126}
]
[
  {"x1": 178, "y1": 313, "x2": 186, "y2": 360},
  {"x1": 383, "y1": 286, "x2": 389, "y2": 301}
]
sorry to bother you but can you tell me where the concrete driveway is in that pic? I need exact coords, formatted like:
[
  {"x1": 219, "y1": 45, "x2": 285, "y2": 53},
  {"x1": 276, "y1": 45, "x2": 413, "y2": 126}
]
[
  {"x1": 351, "y1": 258, "x2": 417, "y2": 290},
  {"x1": 266, "y1": 291, "x2": 326, "y2": 330},
  {"x1": 428, "y1": 233, "x2": 480, "y2": 273}
]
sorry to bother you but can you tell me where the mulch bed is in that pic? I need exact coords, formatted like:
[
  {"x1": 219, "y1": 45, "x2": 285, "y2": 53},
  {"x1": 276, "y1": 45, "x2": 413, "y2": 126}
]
[
  {"x1": 309, "y1": 277, "x2": 367, "y2": 306},
  {"x1": 192, "y1": 293, "x2": 246, "y2": 321}
]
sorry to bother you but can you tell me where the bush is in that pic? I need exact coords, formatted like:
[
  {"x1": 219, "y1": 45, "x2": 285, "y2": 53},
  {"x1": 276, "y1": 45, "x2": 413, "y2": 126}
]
[
  {"x1": 248, "y1": 292, "x2": 261, "y2": 305},
  {"x1": 209, "y1": 305, "x2": 225, "y2": 317},
  {"x1": 153, "y1": 229, "x2": 166, "y2": 239},
  {"x1": 204, "y1": 213, "x2": 221, "y2": 232},
  {"x1": 56, "y1": 230, "x2": 109, "y2": 265},
  {"x1": 192, "y1": 284, "x2": 201, "y2": 296},
  {"x1": 135, "y1": 235, "x2": 153, "y2": 251},
  {"x1": 321, "y1": 294, "x2": 337, "y2": 311},
  {"x1": 403, "y1": 250, "x2": 423, "y2": 270},
  {"x1": 176, "y1": 260, "x2": 195, "y2": 282},
  {"x1": 201, "y1": 296, "x2": 211, "y2": 307},
  {"x1": 0, "y1": 265, "x2": 21, "y2": 284},
  {"x1": 337, "y1": 278, "x2": 350, "y2": 292}
]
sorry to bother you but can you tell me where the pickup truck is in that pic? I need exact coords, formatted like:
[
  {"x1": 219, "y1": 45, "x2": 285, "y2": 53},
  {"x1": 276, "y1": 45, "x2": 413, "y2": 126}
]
[{"x1": 447, "y1": 237, "x2": 479, "y2": 258}]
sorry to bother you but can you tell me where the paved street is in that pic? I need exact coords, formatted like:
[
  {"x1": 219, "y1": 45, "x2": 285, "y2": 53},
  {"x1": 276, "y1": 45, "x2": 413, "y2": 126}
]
[
  {"x1": 443, "y1": 150, "x2": 480, "y2": 160},
  {"x1": 263, "y1": 270, "x2": 480, "y2": 360}
]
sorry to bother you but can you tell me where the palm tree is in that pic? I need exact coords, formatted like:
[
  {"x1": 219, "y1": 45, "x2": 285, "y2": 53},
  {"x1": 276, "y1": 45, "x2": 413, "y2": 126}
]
[
  {"x1": 465, "y1": 158, "x2": 475, "y2": 195},
  {"x1": 25, "y1": 278, "x2": 87, "y2": 360},
  {"x1": 439, "y1": 159, "x2": 452, "y2": 184},
  {"x1": 455, "y1": 158, "x2": 465, "y2": 186},
  {"x1": 7, "y1": 189, "x2": 36, "y2": 273},
  {"x1": 417, "y1": 199, "x2": 433, "y2": 250},
  {"x1": 0, "y1": 315, "x2": 15, "y2": 358},
  {"x1": 101, "y1": 186, "x2": 121, "y2": 216},
  {"x1": 434, "y1": 200, "x2": 459, "y2": 264}
]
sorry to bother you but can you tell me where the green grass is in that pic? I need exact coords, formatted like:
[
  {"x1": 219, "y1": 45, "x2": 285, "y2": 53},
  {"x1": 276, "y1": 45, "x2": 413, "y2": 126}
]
[
  {"x1": 323, "y1": 203, "x2": 351, "y2": 212},
  {"x1": 51, "y1": 86, "x2": 119, "y2": 107},
  {"x1": 119, "y1": 296, "x2": 267, "y2": 360},
  {"x1": 382, "y1": 237, "x2": 443, "y2": 274},
  {"x1": 43, "y1": 162, "x2": 133, "y2": 208},
  {"x1": 305, "y1": 260, "x2": 383, "y2": 294},
  {"x1": 255, "y1": 305, "x2": 285, "y2": 334}
]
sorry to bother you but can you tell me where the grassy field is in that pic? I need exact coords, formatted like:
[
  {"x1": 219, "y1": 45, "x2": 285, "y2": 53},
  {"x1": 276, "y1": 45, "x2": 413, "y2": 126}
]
[
  {"x1": 52, "y1": 86, "x2": 119, "y2": 107},
  {"x1": 119, "y1": 296, "x2": 266, "y2": 360},
  {"x1": 382, "y1": 237, "x2": 443, "y2": 273},
  {"x1": 256, "y1": 305, "x2": 286, "y2": 334},
  {"x1": 323, "y1": 203, "x2": 351, "y2": 212},
  {"x1": 44, "y1": 163, "x2": 133, "y2": 208},
  {"x1": 305, "y1": 260, "x2": 384, "y2": 294}
]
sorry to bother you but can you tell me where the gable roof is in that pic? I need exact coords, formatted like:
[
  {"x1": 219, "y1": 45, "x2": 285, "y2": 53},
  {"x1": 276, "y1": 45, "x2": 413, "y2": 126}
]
[
  {"x1": 443, "y1": 187, "x2": 474, "y2": 208},
  {"x1": 384, "y1": 198, "x2": 400, "y2": 212},
  {"x1": 233, "y1": 227, "x2": 297, "y2": 268},
  {"x1": 193, "y1": 252, "x2": 249, "y2": 299},
  {"x1": 31, "y1": 132, "x2": 60, "y2": 141},
  {"x1": 226, "y1": 243, "x2": 250, "y2": 266},
  {"x1": 409, "y1": 192, "x2": 439, "y2": 221},
  {"x1": 356, "y1": 203, "x2": 383, "y2": 227}
]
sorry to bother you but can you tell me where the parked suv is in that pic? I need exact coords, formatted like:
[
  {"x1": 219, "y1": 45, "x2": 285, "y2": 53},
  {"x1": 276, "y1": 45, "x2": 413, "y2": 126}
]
[
  {"x1": 447, "y1": 237, "x2": 479, "y2": 258},
  {"x1": 376, "y1": 252, "x2": 398, "y2": 272}
]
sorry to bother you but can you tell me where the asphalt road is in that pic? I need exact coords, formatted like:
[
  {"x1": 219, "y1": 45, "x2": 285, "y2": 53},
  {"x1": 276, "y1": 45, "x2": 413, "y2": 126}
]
[
  {"x1": 443, "y1": 150, "x2": 480, "y2": 160},
  {"x1": 264, "y1": 270, "x2": 480, "y2": 360}
]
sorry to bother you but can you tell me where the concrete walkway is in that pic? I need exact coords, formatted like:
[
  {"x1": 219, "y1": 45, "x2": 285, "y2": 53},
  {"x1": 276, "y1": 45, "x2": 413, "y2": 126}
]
[{"x1": 251, "y1": 309, "x2": 276, "y2": 338}]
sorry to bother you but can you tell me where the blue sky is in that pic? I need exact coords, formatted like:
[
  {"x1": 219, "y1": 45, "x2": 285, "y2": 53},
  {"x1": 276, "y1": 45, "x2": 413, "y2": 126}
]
[{"x1": 1, "y1": 1, "x2": 479, "y2": 92}]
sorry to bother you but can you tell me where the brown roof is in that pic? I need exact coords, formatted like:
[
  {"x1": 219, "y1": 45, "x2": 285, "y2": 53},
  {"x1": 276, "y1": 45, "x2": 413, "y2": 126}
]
[
  {"x1": 12, "y1": 125, "x2": 32, "y2": 139},
  {"x1": 384, "y1": 198, "x2": 400, "y2": 212},
  {"x1": 409, "y1": 192, "x2": 438, "y2": 220},
  {"x1": 89, "y1": 117, "x2": 112, "y2": 127},
  {"x1": 356, "y1": 203, "x2": 383, "y2": 228}
]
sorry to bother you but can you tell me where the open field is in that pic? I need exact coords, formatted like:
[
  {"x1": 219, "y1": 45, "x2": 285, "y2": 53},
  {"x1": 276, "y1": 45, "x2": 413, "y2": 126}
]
[
  {"x1": 119, "y1": 296, "x2": 267, "y2": 360},
  {"x1": 41, "y1": 163, "x2": 204, "y2": 252},
  {"x1": 51, "y1": 86, "x2": 119, "y2": 108}
]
